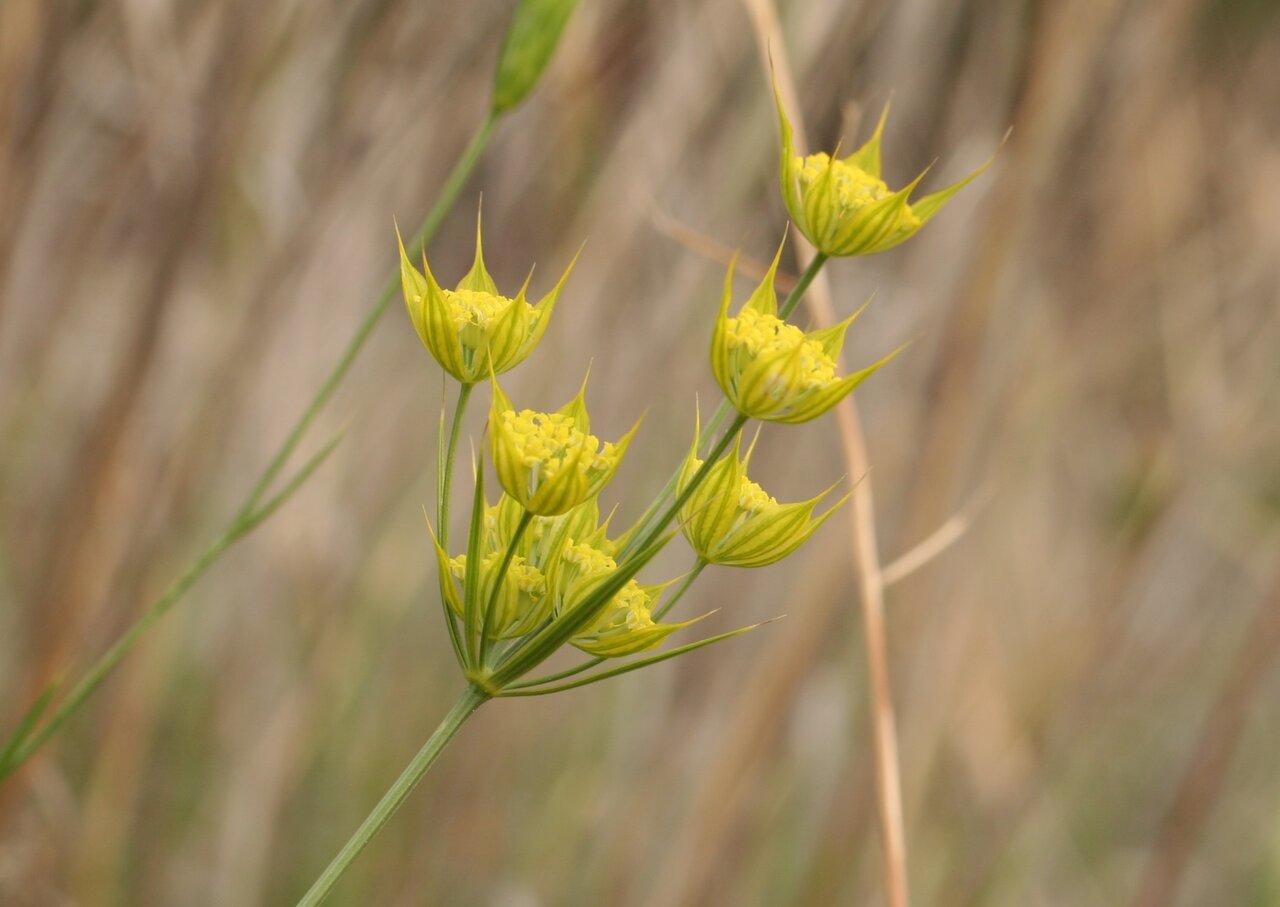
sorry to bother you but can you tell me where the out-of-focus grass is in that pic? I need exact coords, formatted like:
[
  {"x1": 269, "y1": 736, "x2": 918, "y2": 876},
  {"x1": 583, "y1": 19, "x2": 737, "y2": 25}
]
[{"x1": 2, "y1": 0, "x2": 1278, "y2": 905}]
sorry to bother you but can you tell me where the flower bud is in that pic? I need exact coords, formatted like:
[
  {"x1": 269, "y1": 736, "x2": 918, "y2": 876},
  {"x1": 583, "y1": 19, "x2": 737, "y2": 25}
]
[
  {"x1": 775, "y1": 86, "x2": 993, "y2": 256},
  {"x1": 492, "y1": 0, "x2": 580, "y2": 114},
  {"x1": 678, "y1": 427, "x2": 846, "y2": 567},
  {"x1": 431, "y1": 494, "x2": 603, "y2": 640},
  {"x1": 399, "y1": 209, "x2": 579, "y2": 384},
  {"x1": 543, "y1": 538, "x2": 689, "y2": 658},
  {"x1": 489, "y1": 371, "x2": 639, "y2": 516},
  {"x1": 446, "y1": 551, "x2": 549, "y2": 638},
  {"x1": 710, "y1": 242, "x2": 897, "y2": 423}
]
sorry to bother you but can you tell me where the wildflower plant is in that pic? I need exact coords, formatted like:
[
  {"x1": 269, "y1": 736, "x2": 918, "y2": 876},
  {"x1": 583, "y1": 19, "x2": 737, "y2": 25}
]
[{"x1": 297, "y1": 74, "x2": 995, "y2": 907}]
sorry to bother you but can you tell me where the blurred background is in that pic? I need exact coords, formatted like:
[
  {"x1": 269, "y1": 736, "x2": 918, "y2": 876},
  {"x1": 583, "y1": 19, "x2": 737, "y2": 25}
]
[{"x1": 2, "y1": 0, "x2": 1279, "y2": 904}]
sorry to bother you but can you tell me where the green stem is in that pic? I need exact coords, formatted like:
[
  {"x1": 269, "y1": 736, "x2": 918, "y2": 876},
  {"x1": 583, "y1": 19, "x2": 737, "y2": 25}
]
[
  {"x1": 295, "y1": 685, "x2": 489, "y2": 907},
  {"x1": 436, "y1": 382, "x2": 475, "y2": 667},
  {"x1": 653, "y1": 558, "x2": 708, "y2": 622},
  {"x1": 778, "y1": 252, "x2": 828, "y2": 320},
  {"x1": 619, "y1": 253, "x2": 827, "y2": 560},
  {"x1": 0, "y1": 113, "x2": 500, "y2": 781},
  {"x1": 438, "y1": 383, "x2": 475, "y2": 552},
  {"x1": 3, "y1": 529, "x2": 234, "y2": 777},
  {"x1": 478, "y1": 510, "x2": 535, "y2": 667},
  {"x1": 241, "y1": 113, "x2": 497, "y2": 519}
]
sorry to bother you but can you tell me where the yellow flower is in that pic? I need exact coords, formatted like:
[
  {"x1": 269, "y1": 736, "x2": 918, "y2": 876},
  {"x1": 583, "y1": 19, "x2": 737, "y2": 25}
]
[
  {"x1": 444, "y1": 551, "x2": 549, "y2": 638},
  {"x1": 570, "y1": 578, "x2": 676, "y2": 657},
  {"x1": 430, "y1": 494, "x2": 601, "y2": 640},
  {"x1": 492, "y1": 492, "x2": 602, "y2": 569},
  {"x1": 489, "y1": 371, "x2": 639, "y2": 516},
  {"x1": 677, "y1": 427, "x2": 846, "y2": 567},
  {"x1": 399, "y1": 211, "x2": 580, "y2": 383},
  {"x1": 775, "y1": 87, "x2": 993, "y2": 256},
  {"x1": 546, "y1": 538, "x2": 689, "y2": 658},
  {"x1": 710, "y1": 243, "x2": 896, "y2": 423}
]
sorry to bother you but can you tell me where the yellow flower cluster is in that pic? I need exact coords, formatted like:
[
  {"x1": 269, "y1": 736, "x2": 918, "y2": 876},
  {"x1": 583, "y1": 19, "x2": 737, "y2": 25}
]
[
  {"x1": 490, "y1": 373, "x2": 637, "y2": 516},
  {"x1": 678, "y1": 428, "x2": 845, "y2": 568},
  {"x1": 402, "y1": 77, "x2": 994, "y2": 685},
  {"x1": 711, "y1": 244, "x2": 895, "y2": 423},
  {"x1": 499, "y1": 410, "x2": 616, "y2": 486},
  {"x1": 399, "y1": 214, "x2": 578, "y2": 384},
  {"x1": 448, "y1": 551, "x2": 549, "y2": 639},
  {"x1": 776, "y1": 91, "x2": 992, "y2": 257}
]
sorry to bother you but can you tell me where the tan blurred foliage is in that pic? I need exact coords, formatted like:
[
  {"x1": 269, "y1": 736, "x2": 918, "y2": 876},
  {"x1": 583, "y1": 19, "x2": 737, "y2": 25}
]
[{"x1": 1, "y1": 0, "x2": 1278, "y2": 904}]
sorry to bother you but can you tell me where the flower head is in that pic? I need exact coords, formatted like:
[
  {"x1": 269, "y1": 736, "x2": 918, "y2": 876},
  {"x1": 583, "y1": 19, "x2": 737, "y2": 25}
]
[
  {"x1": 489, "y1": 371, "x2": 639, "y2": 515},
  {"x1": 570, "y1": 577, "x2": 677, "y2": 658},
  {"x1": 678, "y1": 424, "x2": 846, "y2": 567},
  {"x1": 776, "y1": 87, "x2": 993, "y2": 256},
  {"x1": 546, "y1": 537, "x2": 691, "y2": 658},
  {"x1": 445, "y1": 551, "x2": 549, "y2": 638},
  {"x1": 710, "y1": 243, "x2": 896, "y2": 423},
  {"x1": 399, "y1": 208, "x2": 580, "y2": 383},
  {"x1": 430, "y1": 494, "x2": 602, "y2": 640}
]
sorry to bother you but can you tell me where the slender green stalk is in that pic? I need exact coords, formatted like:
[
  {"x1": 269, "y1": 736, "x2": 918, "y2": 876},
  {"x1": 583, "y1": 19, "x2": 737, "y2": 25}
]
[
  {"x1": 438, "y1": 383, "x2": 475, "y2": 551},
  {"x1": 461, "y1": 466, "x2": 489, "y2": 667},
  {"x1": 478, "y1": 510, "x2": 535, "y2": 667},
  {"x1": 779, "y1": 252, "x2": 827, "y2": 319},
  {"x1": 619, "y1": 253, "x2": 827, "y2": 559},
  {"x1": 1, "y1": 432, "x2": 344, "y2": 779},
  {"x1": 295, "y1": 685, "x2": 490, "y2": 907},
  {"x1": 653, "y1": 558, "x2": 708, "y2": 622},
  {"x1": 499, "y1": 617, "x2": 778, "y2": 697},
  {"x1": 0, "y1": 114, "x2": 500, "y2": 780},
  {"x1": 435, "y1": 383, "x2": 475, "y2": 667}
]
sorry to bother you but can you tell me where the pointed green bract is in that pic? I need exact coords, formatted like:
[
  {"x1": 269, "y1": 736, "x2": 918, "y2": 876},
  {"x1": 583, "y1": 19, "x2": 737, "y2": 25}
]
[
  {"x1": 845, "y1": 101, "x2": 890, "y2": 177},
  {"x1": 498, "y1": 617, "x2": 780, "y2": 697}
]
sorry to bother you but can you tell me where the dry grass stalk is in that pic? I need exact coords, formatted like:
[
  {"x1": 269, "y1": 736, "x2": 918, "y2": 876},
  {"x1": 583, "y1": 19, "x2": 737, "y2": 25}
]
[{"x1": 741, "y1": 2, "x2": 909, "y2": 905}]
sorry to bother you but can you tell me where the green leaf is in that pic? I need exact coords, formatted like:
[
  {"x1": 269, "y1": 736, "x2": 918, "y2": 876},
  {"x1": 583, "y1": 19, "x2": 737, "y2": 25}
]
[
  {"x1": 499, "y1": 617, "x2": 782, "y2": 696},
  {"x1": 0, "y1": 684, "x2": 57, "y2": 778},
  {"x1": 492, "y1": 0, "x2": 581, "y2": 114},
  {"x1": 462, "y1": 459, "x2": 488, "y2": 666}
]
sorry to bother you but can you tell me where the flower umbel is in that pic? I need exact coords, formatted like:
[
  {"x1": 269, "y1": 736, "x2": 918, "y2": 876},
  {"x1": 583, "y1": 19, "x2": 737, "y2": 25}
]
[
  {"x1": 489, "y1": 372, "x2": 639, "y2": 515},
  {"x1": 677, "y1": 426, "x2": 847, "y2": 567},
  {"x1": 445, "y1": 551, "x2": 550, "y2": 638},
  {"x1": 399, "y1": 209, "x2": 580, "y2": 383},
  {"x1": 775, "y1": 87, "x2": 993, "y2": 256},
  {"x1": 710, "y1": 243, "x2": 897, "y2": 423},
  {"x1": 547, "y1": 538, "x2": 691, "y2": 658}
]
